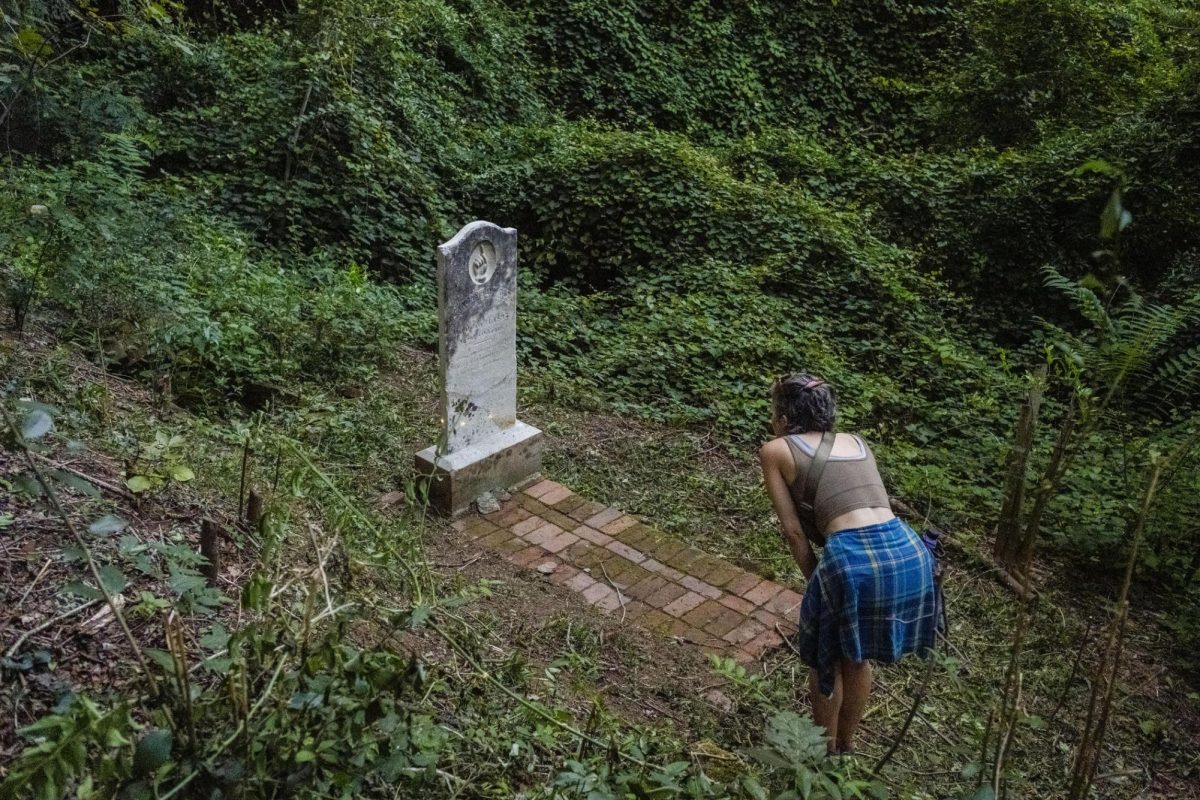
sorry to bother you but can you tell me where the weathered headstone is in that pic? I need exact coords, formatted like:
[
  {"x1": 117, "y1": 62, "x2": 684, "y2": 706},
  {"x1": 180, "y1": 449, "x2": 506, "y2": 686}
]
[{"x1": 415, "y1": 221, "x2": 543, "y2": 515}]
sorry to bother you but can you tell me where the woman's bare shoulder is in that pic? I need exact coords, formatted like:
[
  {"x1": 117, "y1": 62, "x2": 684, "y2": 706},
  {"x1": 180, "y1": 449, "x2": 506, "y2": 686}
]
[{"x1": 759, "y1": 436, "x2": 792, "y2": 465}]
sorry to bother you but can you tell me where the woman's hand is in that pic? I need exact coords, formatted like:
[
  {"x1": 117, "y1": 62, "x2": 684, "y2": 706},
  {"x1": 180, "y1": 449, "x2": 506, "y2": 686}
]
[{"x1": 760, "y1": 439, "x2": 817, "y2": 578}]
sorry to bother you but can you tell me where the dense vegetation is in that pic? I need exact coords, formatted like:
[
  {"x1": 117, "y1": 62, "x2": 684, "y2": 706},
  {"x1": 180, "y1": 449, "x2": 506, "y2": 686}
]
[{"x1": 2, "y1": 1, "x2": 1198, "y2": 798}]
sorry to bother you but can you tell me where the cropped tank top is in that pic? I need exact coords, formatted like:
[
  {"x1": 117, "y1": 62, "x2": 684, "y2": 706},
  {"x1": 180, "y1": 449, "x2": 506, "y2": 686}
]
[{"x1": 784, "y1": 433, "x2": 891, "y2": 533}]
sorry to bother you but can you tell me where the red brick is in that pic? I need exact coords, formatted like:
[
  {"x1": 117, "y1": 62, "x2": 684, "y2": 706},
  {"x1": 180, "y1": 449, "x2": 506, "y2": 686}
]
[
  {"x1": 479, "y1": 529, "x2": 516, "y2": 549},
  {"x1": 575, "y1": 547, "x2": 616, "y2": 571},
  {"x1": 639, "y1": 609, "x2": 674, "y2": 633},
  {"x1": 582, "y1": 582, "x2": 617, "y2": 607},
  {"x1": 583, "y1": 508, "x2": 623, "y2": 530},
  {"x1": 744, "y1": 581, "x2": 785, "y2": 607},
  {"x1": 705, "y1": 609, "x2": 746, "y2": 638},
  {"x1": 525, "y1": 522, "x2": 565, "y2": 547},
  {"x1": 619, "y1": 600, "x2": 650, "y2": 621},
  {"x1": 752, "y1": 608, "x2": 789, "y2": 631},
  {"x1": 600, "y1": 515, "x2": 639, "y2": 535},
  {"x1": 554, "y1": 494, "x2": 587, "y2": 514},
  {"x1": 688, "y1": 556, "x2": 726, "y2": 580},
  {"x1": 732, "y1": 649, "x2": 757, "y2": 666},
  {"x1": 543, "y1": 531, "x2": 581, "y2": 554},
  {"x1": 612, "y1": 565, "x2": 651, "y2": 590},
  {"x1": 667, "y1": 618, "x2": 690, "y2": 637},
  {"x1": 765, "y1": 589, "x2": 804, "y2": 617},
  {"x1": 524, "y1": 479, "x2": 560, "y2": 499},
  {"x1": 744, "y1": 630, "x2": 785, "y2": 658},
  {"x1": 682, "y1": 600, "x2": 725, "y2": 628},
  {"x1": 642, "y1": 559, "x2": 685, "y2": 582},
  {"x1": 605, "y1": 540, "x2": 646, "y2": 563},
  {"x1": 464, "y1": 518, "x2": 499, "y2": 539},
  {"x1": 541, "y1": 509, "x2": 581, "y2": 531},
  {"x1": 561, "y1": 540, "x2": 594, "y2": 562},
  {"x1": 575, "y1": 525, "x2": 613, "y2": 546},
  {"x1": 494, "y1": 506, "x2": 533, "y2": 528},
  {"x1": 594, "y1": 590, "x2": 624, "y2": 614},
  {"x1": 722, "y1": 619, "x2": 767, "y2": 646},
  {"x1": 493, "y1": 536, "x2": 526, "y2": 556},
  {"x1": 617, "y1": 524, "x2": 656, "y2": 547},
  {"x1": 664, "y1": 547, "x2": 704, "y2": 571},
  {"x1": 510, "y1": 545, "x2": 549, "y2": 567},
  {"x1": 540, "y1": 485, "x2": 574, "y2": 506},
  {"x1": 662, "y1": 591, "x2": 707, "y2": 617},
  {"x1": 568, "y1": 500, "x2": 607, "y2": 522},
  {"x1": 649, "y1": 538, "x2": 687, "y2": 561},
  {"x1": 565, "y1": 572, "x2": 597, "y2": 593},
  {"x1": 703, "y1": 564, "x2": 742, "y2": 588},
  {"x1": 724, "y1": 571, "x2": 763, "y2": 597},
  {"x1": 625, "y1": 575, "x2": 668, "y2": 601},
  {"x1": 511, "y1": 515, "x2": 547, "y2": 537},
  {"x1": 645, "y1": 582, "x2": 687, "y2": 609},
  {"x1": 680, "y1": 575, "x2": 722, "y2": 600},
  {"x1": 483, "y1": 498, "x2": 519, "y2": 521},
  {"x1": 719, "y1": 594, "x2": 756, "y2": 615},
  {"x1": 548, "y1": 564, "x2": 581, "y2": 586},
  {"x1": 517, "y1": 495, "x2": 550, "y2": 515}
]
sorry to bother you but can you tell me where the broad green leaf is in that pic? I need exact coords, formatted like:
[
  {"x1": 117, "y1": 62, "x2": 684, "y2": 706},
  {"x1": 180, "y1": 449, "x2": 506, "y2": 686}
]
[
  {"x1": 98, "y1": 565, "x2": 128, "y2": 594},
  {"x1": 295, "y1": 750, "x2": 315, "y2": 763},
  {"x1": 170, "y1": 464, "x2": 195, "y2": 482},
  {"x1": 50, "y1": 470, "x2": 101, "y2": 497},
  {"x1": 63, "y1": 580, "x2": 103, "y2": 600},
  {"x1": 127, "y1": 475, "x2": 153, "y2": 493},
  {"x1": 1099, "y1": 188, "x2": 1123, "y2": 240},
  {"x1": 21, "y1": 409, "x2": 52, "y2": 440},
  {"x1": 967, "y1": 787, "x2": 996, "y2": 800},
  {"x1": 133, "y1": 729, "x2": 173, "y2": 776},
  {"x1": 146, "y1": 649, "x2": 176, "y2": 672}
]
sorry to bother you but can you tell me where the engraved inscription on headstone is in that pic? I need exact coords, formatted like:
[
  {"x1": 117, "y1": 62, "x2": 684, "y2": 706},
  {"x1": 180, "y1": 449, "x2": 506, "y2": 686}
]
[{"x1": 415, "y1": 221, "x2": 543, "y2": 515}]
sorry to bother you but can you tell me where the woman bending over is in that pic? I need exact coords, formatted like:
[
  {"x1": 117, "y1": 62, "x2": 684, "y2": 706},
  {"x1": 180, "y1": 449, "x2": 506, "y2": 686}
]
[{"x1": 759, "y1": 374, "x2": 937, "y2": 754}]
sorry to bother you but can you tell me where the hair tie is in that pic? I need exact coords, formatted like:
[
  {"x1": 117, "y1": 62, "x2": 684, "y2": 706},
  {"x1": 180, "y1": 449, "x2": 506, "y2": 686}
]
[{"x1": 803, "y1": 379, "x2": 825, "y2": 390}]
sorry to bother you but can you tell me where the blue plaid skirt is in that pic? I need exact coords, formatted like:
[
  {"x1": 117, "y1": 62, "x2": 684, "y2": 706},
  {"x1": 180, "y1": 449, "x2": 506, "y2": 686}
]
[{"x1": 796, "y1": 517, "x2": 937, "y2": 697}]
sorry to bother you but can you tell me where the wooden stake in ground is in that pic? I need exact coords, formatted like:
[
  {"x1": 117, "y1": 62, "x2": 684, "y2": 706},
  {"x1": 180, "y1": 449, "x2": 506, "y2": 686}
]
[
  {"x1": 200, "y1": 519, "x2": 221, "y2": 587},
  {"x1": 1068, "y1": 460, "x2": 1162, "y2": 800},
  {"x1": 993, "y1": 365, "x2": 1047, "y2": 573}
]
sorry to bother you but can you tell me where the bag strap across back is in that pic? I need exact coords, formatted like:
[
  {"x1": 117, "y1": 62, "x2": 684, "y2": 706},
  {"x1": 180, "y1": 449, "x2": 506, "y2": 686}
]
[{"x1": 803, "y1": 430, "x2": 836, "y2": 510}]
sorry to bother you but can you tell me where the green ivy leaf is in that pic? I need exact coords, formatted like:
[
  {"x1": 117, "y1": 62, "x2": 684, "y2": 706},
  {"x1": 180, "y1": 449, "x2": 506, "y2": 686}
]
[{"x1": 170, "y1": 465, "x2": 195, "y2": 482}]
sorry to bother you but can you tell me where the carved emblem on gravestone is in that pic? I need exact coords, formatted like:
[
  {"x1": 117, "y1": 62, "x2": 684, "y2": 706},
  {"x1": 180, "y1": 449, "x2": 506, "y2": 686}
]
[
  {"x1": 469, "y1": 241, "x2": 497, "y2": 286},
  {"x1": 414, "y1": 221, "x2": 544, "y2": 516}
]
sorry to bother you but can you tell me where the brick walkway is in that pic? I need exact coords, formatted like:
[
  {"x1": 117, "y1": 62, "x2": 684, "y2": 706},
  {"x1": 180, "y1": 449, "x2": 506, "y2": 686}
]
[{"x1": 453, "y1": 478, "x2": 802, "y2": 664}]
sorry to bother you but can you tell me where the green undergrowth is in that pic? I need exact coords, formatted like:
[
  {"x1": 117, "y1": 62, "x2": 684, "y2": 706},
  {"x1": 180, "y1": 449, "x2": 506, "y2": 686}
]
[{"x1": 4, "y1": 326, "x2": 1197, "y2": 800}]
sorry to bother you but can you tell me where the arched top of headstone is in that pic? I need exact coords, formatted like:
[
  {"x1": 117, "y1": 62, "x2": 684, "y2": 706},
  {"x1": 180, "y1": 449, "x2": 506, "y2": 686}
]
[{"x1": 438, "y1": 220, "x2": 517, "y2": 261}]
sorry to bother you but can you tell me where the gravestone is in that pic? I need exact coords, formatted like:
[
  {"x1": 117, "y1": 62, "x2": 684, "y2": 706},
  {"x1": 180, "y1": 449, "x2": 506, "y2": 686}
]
[{"x1": 414, "y1": 221, "x2": 543, "y2": 515}]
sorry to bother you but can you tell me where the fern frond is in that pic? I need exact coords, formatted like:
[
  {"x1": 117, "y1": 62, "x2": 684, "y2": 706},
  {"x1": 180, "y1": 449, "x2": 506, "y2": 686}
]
[{"x1": 1042, "y1": 266, "x2": 1114, "y2": 335}]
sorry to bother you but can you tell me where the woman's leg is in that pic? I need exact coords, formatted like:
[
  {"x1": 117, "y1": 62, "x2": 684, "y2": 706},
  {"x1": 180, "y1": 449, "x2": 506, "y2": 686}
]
[
  {"x1": 835, "y1": 660, "x2": 873, "y2": 753},
  {"x1": 808, "y1": 667, "x2": 842, "y2": 750}
]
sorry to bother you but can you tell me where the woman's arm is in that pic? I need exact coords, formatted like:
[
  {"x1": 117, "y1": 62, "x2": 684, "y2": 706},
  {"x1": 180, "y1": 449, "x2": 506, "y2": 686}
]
[{"x1": 759, "y1": 440, "x2": 817, "y2": 578}]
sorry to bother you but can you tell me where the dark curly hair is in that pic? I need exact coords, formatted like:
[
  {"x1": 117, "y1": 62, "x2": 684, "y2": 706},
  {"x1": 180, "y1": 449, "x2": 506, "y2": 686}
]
[{"x1": 773, "y1": 373, "x2": 836, "y2": 434}]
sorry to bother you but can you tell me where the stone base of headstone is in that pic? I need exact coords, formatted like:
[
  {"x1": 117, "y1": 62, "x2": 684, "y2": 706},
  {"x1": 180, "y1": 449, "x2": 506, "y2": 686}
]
[{"x1": 414, "y1": 422, "x2": 543, "y2": 516}]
